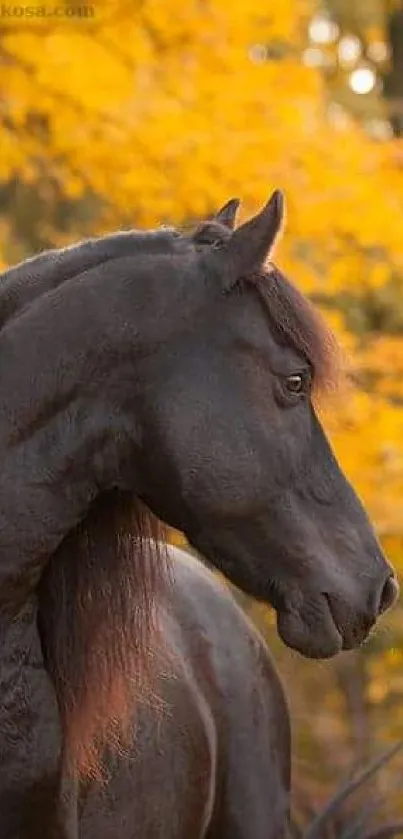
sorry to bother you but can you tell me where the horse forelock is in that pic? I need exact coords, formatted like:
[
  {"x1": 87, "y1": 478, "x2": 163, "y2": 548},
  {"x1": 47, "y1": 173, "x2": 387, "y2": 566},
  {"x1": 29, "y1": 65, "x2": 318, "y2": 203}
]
[
  {"x1": 244, "y1": 265, "x2": 341, "y2": 396},
  {"x1": 38, "y1": 493, "x2": 170, "y2": 780}
]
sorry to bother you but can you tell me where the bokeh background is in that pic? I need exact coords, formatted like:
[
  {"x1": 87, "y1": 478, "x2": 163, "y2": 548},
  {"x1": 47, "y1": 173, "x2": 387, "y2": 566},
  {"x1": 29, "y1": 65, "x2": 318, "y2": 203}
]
[{"x1": 1, "y1": 0, "x2": 403, "y2": 834}]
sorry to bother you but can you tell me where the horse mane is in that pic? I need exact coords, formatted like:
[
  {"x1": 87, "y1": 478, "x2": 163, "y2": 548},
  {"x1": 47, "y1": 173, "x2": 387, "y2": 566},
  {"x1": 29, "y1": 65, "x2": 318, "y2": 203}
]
[
  {"x1": 246, "y1": 265, "x2": 341, "y2": 396},
  {"x1": 0, "y1": 228, "x2": 178, "y2": 328},
  {"x1": 38, "y1": 492, "x2": 170, "y2": 780}
]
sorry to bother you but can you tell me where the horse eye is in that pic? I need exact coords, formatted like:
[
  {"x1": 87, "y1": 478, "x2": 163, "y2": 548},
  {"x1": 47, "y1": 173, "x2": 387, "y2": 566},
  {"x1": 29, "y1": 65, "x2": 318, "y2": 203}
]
[
  {"x1": 285, "y1": 373, "x2": 305, "y2": 394},
  {"x1": 211, "y1": 239, "x2": 224, "y2": 250}
]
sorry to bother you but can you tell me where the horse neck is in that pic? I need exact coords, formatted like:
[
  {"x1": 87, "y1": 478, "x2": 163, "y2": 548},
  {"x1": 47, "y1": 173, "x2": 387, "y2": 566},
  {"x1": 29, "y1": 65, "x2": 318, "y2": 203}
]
[
  {"x1": 0, "y1": 253, "x2": 192, "y2": 616},
  {"x1": 0, "y1": 246, "x2": 186, "y2": 837}
]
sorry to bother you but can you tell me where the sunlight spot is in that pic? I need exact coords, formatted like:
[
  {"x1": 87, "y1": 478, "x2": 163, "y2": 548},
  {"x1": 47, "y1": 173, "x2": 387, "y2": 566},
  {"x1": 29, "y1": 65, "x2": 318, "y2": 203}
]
[
  {"x1": 367, "y1": 41, "x2": 389, "y2": 63},
  {"x1": 308, "y1": 14, "x2": 339, "y2": 46},
  {"x1": 338, "y1": 34, "x2": 362, "y2": 65},
  {"x1": 365, "y1": 118, "x2": 394, "y2": 141},
  {"x1": 349, "y1": 66, "x2": 377, "y2": 95}
]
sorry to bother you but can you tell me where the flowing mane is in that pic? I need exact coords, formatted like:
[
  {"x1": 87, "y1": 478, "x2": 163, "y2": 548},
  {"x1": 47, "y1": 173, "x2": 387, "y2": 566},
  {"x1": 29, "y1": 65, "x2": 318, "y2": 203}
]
[{"x1": 38, "y1": 493, "x2": 170, "y2": 779}]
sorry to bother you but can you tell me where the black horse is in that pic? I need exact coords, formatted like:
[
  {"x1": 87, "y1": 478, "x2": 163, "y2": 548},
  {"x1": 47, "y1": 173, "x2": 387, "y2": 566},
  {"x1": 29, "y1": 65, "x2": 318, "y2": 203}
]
[{"x1": 0, "y1": 191, "x2": 397, "y2": 837}]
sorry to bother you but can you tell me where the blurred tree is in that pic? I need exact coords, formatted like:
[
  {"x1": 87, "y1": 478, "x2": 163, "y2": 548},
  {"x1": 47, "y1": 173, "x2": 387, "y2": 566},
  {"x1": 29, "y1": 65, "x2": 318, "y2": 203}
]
[
  {"x1": 307, "y1": 0, "x2": 403, "y2": 137},
  {"x1": 0, "y1": 0, "x2": 402, "y2": 823},
  {"x1": 384, "y1": 4, "x2": 403, "y2": 136}
]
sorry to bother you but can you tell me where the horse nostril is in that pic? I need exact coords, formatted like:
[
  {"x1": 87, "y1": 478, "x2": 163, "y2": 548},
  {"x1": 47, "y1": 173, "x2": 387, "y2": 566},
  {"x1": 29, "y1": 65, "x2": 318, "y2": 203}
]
[{"x1": 379, "y1": 574, "x2": 399, "y2": 615}]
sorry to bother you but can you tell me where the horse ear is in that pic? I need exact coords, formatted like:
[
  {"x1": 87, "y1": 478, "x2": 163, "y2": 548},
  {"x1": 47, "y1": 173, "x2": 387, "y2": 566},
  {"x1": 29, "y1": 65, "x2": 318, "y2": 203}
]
[
  {"x1": 213, "y1": 198, "x2": 240, "y2": 230},
  {"x1": 226, "y1": 190, "x2": 284, "y2": 282}
]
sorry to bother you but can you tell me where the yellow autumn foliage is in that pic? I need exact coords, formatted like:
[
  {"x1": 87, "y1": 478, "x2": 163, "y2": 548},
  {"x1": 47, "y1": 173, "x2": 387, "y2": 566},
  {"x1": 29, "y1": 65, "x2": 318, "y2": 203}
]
[{"x1": 0, "y1": 0, "x2": 403, "y2": 816}]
